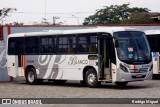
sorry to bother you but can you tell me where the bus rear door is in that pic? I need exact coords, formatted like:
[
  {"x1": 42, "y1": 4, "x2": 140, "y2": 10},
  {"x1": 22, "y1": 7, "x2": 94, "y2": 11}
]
[{"x1": 7, "y1": 37, "x2": 24, "y2": 77}]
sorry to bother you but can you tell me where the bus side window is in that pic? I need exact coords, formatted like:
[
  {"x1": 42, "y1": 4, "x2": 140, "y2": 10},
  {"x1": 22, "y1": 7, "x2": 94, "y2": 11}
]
[
  {"x1": 147, "y1": 36, "x2": 157, "y2": 52},
  {"x1": 89, "y1": 44, "x2": 96, "y2": 53},
  {"x1": 89, "y1": 35, "x2": 97, "y2": 53},
  {"x1": 77, "y1": 36, "x2": 88, "y2": 53},
  {"x1": 77, "y1": 34, "x2": 97, "y2": 53},
  {"x1": 49, "y1": 37, "x2": 56, "y2": 53},
  {"x1": 15, "y1": 37, "x2": 25, "y2": 55},
  {"x1": 25, "y1": 37, "x2": 39, "y2": 54},
  {"x1": 68, "y1": 36, "x2": 76, "y2": 54},
  {"x1": 58, "y1": 35, "x2": 76, "y2": 54},
  {"x1": 39, "y1": 36, "x2": 56, "y2": 54},
  {"x1": 58, "y1": 37, "x2": 67, "y2": 53},
  {"x1": 78, "y1": 44, "x2": 85, "y2": 53},
  {"x1": 8, "y1": 38, "x2": 15, "y2": 55},
  {"x1": 157, "y1": 37, "x2": 160, "y2": 52}
]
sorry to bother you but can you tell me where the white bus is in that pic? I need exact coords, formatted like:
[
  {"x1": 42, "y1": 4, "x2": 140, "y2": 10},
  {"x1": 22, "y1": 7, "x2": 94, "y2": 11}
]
[
  {"x1": 7, "y1": 27, "x2": 153, "y2": 87},
  {"x1": 145, "y1": 30, "x2": 160, "y2": 77}
]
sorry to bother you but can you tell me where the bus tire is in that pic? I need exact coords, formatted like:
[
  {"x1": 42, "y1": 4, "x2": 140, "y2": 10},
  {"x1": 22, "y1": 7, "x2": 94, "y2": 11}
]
[
  {"x1": 26, "y1": 68, "x2": 38, "y2": 85},
  {"x1": 85, "y1": 69, "x2": 99, "y2": 88},
  {"x1": 115, "y1": 82, "x2": 128, "y2": 87}
]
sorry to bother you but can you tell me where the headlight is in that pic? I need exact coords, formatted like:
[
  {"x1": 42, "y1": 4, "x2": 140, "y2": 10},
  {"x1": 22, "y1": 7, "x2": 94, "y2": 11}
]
[{"x1": 120, "y1": 63, "x2": 128, "y2": 72}]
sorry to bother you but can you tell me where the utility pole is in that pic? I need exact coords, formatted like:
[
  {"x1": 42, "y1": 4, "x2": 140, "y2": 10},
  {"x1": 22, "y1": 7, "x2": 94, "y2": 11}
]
[
  {"x1": 72, "y1": 15, "x2": 80, "y2": 25},
  {"x1": 53, "y1": 16, "x2": 60, "y2": 25},
  {"x1": 45, "y1": 0, "x2": 46, "y2": 20}
]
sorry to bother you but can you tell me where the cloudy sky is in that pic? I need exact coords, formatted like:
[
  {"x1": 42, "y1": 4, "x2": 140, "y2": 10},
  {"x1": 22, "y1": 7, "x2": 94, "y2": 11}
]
[{"x1": 0, "y1": 0, "x2": 160, "y2": 25}]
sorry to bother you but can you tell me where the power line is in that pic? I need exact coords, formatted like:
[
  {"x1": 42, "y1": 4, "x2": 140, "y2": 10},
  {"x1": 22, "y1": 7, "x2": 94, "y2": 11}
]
[
  {"x1": 9, "y1": 11, "x2": 90, "y2": 19},
  {"x1": 5, "y1": 11, "x2": 92, "y2": 25},
  {"x1": 10, "y1": 11, "x2": 95, "y2": 15}
]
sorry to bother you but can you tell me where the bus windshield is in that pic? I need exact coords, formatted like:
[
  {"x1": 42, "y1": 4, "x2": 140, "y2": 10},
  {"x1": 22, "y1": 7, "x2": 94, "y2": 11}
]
[{"x1": 114, "y1": 31, "x2": 151, "y2": 64}]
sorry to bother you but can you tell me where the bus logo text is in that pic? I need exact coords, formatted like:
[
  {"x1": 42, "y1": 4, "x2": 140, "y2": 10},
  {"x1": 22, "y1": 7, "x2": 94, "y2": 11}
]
[{"x1": 68, "y1": 56, "x2": 88, "y2": 65}]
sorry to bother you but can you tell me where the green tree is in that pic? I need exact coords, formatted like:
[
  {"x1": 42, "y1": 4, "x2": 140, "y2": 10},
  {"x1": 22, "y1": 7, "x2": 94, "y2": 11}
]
[
  {"x1": 0, "y1": 8, "x2": 17, "y2": 20},
  {"x1": 124, "y1": 13, "x2": 155, "y2": 24},
  {"x1": 83, "y1": 4, "x2": 151, "y2": 25},
  {"x1": 41, "y1": 18, "x2": 50, "y2": 25},
  {"x1": 0, "y1": 8, "x2": 17, "y2": 25}
]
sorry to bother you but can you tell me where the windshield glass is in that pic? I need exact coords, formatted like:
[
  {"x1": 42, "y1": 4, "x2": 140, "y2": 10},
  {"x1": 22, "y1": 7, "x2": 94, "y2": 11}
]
[{"x1": 114, "y1": 31, "x2": 151, "y2": 63}]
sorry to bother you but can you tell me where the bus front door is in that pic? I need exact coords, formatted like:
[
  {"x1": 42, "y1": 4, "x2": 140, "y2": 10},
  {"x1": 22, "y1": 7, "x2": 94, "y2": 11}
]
[{"x1": 99, "y1": 37, "x2": 112, "y2": 81}]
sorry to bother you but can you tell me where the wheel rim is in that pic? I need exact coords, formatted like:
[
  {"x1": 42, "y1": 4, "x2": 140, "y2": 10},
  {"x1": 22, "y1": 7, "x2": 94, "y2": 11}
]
[
  {"x1": 28, "y1": 71, "x2": 34, "y2": 82},
  {"x1": 88, "y1": 73, "x2": 96, "y2": 85}
]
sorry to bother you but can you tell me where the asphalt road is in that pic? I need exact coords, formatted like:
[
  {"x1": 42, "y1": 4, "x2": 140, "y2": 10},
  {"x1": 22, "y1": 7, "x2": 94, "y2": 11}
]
[
  {"x1": 0, "y1": 79, "x2": 160, "y2": 106},
  {"x1": 0, "y1": 79, "x2": 160, "y2": 98}
]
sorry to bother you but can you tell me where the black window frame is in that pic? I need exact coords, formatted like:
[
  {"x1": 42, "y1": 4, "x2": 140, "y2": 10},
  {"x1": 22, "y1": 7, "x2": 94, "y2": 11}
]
[
  {"x1": 8, "y1": 37, "x2": 16, "y2": 55},
  {"x1": 147, "y1": 35, "x2": 159, "y2": 52},
  {"x1": 8, "y1": 37, "x2": 25, "y2": 55},
  {"x1": 57, "y1": 34, "x2": 77, "y2": 54},
  {"x1": 77, "y1": 33, "x2": 98, "y2": 54},
  {"x1": 25, "y1": 36, "x2": 39, "y2": 55},
  {"x1": 39, "y1": 36, "x2": 57, "y2": 54},
  {"x1": 8, "y1": 33, "x2": 99, "y2": 55}
]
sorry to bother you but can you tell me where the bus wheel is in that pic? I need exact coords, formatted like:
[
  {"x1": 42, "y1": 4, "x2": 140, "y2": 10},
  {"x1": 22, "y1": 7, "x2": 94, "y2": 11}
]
[
  {"x1": 85, "y1": 69, "x2": 99, "y2": 88},
  {"x1": 115, "y1": 82, "x2": 128, "y2": 87},
  {"x1": 26, "y1": 68, "x2": 37, "y2": 85}
]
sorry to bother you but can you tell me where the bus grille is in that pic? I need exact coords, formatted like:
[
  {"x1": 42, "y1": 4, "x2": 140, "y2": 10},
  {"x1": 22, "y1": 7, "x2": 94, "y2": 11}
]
[
  {"x1": 129, "y1": 68, "x2": 148, "y2": 73},
  {"x1": 132, "y1": 75, "x2": 146, "y2": 79}
]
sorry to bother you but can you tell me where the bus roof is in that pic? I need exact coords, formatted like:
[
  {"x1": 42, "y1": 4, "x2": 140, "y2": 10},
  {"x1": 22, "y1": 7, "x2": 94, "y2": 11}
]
[
  {"x1": 144, "y1": 30, "x2": 160, "y2": 35},
  {"x1": 8, "y1": 27, "x2": 141, "y2": 38}
]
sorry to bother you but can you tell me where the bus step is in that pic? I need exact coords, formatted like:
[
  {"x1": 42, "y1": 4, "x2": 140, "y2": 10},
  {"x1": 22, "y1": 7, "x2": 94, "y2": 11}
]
[{"x1": 99, "y1": 80, "x2": 112, "y2": 83}]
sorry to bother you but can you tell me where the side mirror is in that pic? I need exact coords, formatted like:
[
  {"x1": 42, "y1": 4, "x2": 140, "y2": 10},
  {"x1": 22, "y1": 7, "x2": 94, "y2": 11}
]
[{"x1": 115, "y1": 39, "x2": 119, "y2": 48}]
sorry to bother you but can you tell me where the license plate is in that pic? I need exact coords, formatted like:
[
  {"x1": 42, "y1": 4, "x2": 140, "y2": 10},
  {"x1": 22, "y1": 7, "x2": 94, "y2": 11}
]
[{"x1": 136, "y1": 74, "x2": 142, "y2": 77}]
